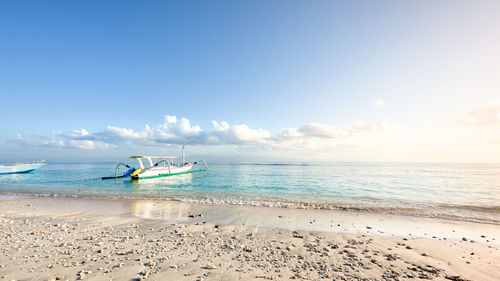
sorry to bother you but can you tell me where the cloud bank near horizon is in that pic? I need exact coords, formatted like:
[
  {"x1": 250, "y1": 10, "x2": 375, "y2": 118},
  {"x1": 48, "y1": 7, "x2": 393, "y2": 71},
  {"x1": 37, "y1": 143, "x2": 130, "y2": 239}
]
[
  {"x1": 457, "y1": 101, "x2": 500, "y2": 127},
  {"x1": 10, "y1": 115, "x2": 389, "y2": 150}
]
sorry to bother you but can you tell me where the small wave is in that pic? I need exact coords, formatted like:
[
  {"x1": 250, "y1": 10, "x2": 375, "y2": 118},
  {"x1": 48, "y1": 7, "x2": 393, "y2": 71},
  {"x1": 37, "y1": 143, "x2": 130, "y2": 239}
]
[
  {"x1": 437, "y1": 204, "x2": 500, "y2": 212},
  {"x1": 2, "y1": 191, "x2": 499, "y2": 225}
]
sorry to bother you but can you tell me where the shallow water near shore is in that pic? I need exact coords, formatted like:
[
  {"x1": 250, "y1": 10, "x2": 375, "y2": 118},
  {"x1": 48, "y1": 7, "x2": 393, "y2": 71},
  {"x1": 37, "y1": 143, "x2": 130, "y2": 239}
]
[
  {"x1": 0, "y1": 162, "x2": 499, "y2": 224},
  {"x1": 2, "y1": 195, "x2": 500, "y2": 244}
]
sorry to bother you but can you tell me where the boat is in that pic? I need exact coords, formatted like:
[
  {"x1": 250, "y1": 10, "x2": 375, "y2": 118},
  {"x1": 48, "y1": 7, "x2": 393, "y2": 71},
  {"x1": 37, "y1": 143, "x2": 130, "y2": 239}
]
[
  {"x1": 0, "y1": 161, "x2": 46, "y2": 175},
  {"x1": 102, "y1": 146, "x2": 209, "y2": 180}
]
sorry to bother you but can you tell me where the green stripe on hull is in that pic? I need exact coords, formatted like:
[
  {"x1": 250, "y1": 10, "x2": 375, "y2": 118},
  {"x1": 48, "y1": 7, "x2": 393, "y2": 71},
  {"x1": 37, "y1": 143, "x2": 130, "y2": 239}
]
[{"x1": 131, "y1": 168, "x2": 210, "y2": 180}]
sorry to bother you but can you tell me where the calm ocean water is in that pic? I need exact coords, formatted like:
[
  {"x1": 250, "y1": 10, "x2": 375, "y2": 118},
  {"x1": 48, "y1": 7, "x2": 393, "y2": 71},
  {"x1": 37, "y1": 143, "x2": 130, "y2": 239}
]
[{"x1": 0, "y1": 162, "x2": 499, "y2": 224}]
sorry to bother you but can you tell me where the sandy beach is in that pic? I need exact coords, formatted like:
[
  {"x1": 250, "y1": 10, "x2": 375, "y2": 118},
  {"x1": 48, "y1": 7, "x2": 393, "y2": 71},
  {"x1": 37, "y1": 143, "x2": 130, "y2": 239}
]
[
  {"x1": 0, "y1": 196, "x2": 498, "y2": 281},
  {"x1": 3, "y1": 0, "x2": 500, "y2": 280}
]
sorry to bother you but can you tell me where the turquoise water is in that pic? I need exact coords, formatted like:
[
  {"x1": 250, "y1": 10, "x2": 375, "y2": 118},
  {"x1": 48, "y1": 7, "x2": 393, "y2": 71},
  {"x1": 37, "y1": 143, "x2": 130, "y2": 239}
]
[{"x1": 0, "y1": 162, "x2": 499, "y2": 223}]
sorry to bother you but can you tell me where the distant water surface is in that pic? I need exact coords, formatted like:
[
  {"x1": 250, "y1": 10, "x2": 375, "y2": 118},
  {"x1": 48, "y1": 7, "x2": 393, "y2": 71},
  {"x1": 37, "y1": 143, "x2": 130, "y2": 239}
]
[{"x1": 0, "y1": 162, "x2": 498, "y2": 224}]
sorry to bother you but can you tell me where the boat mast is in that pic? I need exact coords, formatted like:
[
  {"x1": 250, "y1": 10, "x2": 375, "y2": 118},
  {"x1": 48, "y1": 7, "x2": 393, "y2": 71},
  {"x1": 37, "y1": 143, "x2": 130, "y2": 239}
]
[{"x1": 182, "y1": 145, "x2": 185, "y2": 165}]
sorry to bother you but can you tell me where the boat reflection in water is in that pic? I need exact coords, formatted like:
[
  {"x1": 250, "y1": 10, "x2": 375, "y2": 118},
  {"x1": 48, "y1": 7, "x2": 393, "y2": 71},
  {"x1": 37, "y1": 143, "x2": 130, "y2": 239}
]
[{"x1": 129, "y1": 173, "x2": 198, "y2": 221}]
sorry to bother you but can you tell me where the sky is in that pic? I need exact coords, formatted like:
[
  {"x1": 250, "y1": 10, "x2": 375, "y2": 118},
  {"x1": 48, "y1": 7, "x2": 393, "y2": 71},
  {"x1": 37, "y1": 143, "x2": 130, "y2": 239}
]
[{"x1": 1, "y1": 0, "x2": 499, "y2": 163}]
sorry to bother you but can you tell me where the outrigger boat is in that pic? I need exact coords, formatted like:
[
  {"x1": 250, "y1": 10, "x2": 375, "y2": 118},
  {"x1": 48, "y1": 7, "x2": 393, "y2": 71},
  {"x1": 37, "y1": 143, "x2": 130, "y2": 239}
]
[
  {"x1": 102, "y1": 147, "x2": 209, "y2": 180},
  {"x1": 0, "y1": 161, "x2": 46, "y2": 175}
]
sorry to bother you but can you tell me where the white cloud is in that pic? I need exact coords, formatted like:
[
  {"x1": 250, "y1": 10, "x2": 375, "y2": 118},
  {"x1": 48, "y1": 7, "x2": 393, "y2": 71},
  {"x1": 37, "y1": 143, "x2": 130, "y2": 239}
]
[
  {"x1": 67, "y1": 129, "x2": 89, "y2": 138},
  {"x1": 299, "y1": 123, "x2": 349, "y2": 138},
  {"x1": 104, "y1": 126, "x2": 145, "y2": 139},
  {"x1": 67, "y1": 140, "x2": 114, "y2": 150},
  {"x1": 210, "y1": 121, "x2": 271, "y2": 145},
  {"x1": 489, "y1": 138, "x2": 500, "y2": 144},
  {"x1": 458, "y1": 101, "x2": 500, "y2": 127},
  {"x1": 41, "y1": 138, "x2": 65, "y2": 148},
  {"x1": 165, "y1": 115, "x2": 177, "y2": 123},
  {"x1": 374, "y1": 99, "x2": 384, "y2": 108},
  {"x1": 278, "y1": 120, "x2": 388, "y2": 140},
  {"x1": 55, "y1": 129, "x2": 94, "y2": 141},
  {"x1": 7, "y1": 134, "x2": 31, "y2": 147},
  {"x1": 68, "y1": 140, "x2": 96, "y2": 150},
  {"x1": 10, "y1": 115, "x2": 388, "y2": 150},
  {"x1": 7, "y1": 134, "x2": 64, "y2": 149}
]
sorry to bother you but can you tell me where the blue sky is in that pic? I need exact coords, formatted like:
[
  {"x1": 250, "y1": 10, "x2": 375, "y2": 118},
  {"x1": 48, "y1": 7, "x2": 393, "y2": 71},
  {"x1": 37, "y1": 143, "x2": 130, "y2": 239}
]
[{"x1": 1, "y1": 1, "x2": 499, "y2": 162}]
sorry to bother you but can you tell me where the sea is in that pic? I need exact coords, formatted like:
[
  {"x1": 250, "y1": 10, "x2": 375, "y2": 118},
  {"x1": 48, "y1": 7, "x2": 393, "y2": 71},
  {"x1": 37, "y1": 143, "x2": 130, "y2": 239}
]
[{"x1": 0, "y1": 162, "x2": 499, "y2": 224}]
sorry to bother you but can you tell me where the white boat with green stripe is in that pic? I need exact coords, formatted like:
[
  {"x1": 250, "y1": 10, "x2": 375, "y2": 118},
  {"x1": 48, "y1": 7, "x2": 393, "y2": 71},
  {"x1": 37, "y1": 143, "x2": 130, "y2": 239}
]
[
  {"x1": 102, "y1": 146, "x2": 209, "y2": 181},
  {"x1": 129, "y1": 155, "x2": 209, "y2": 180}
]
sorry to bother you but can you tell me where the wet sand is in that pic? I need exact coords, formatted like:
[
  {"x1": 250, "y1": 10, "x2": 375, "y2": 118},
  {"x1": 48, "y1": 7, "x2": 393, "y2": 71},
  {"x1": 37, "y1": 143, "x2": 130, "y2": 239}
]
[{"x1": 0, "y1": 196, "x2": 498, "y2": 280}]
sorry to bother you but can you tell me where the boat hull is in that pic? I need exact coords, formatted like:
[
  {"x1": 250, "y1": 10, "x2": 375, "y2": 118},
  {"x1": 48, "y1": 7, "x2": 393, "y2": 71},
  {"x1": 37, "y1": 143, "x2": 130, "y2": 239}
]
[
  {"x1": 132, "y1": 164, "x2": 201, "y2": 180},
  {"x1": 0, "y1": 164, "x2": 44, "y2": 175}
]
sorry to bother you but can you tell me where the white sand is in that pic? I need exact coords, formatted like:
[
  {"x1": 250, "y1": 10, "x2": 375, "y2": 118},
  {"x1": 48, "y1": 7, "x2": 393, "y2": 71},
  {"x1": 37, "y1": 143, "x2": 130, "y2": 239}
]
[{"x1": 0, "y1": 196, "x2": 498, "y2": 281}]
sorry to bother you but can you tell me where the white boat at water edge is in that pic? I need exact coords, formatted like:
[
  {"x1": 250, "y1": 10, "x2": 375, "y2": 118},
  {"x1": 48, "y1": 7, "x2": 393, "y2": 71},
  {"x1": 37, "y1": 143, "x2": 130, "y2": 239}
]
[
  {"x1": 102, "y1": 146, "x2": 209, "y2": 180},
  {"x1": 0, "y1": 161, "x2": 46, "y2": 175}
]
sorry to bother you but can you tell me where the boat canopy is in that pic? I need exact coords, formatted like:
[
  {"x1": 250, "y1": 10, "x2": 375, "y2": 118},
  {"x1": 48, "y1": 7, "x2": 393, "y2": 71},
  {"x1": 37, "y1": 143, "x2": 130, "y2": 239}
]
[{"x1": 129, "y1": 156, "x2": 177, "y2": 169}]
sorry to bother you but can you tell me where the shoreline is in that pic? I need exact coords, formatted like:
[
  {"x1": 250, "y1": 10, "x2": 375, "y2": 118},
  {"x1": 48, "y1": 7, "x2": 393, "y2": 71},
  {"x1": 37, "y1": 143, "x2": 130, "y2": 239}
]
[
  {"x1": 1, "y1": 191, "x2": 499, "y2": 226},
  {"x1": 1, "y1": 195, "x2": 499, "y2": 243},
  {"x1": 0, "y1": 195, "x2": 499, "y2": 280}
]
